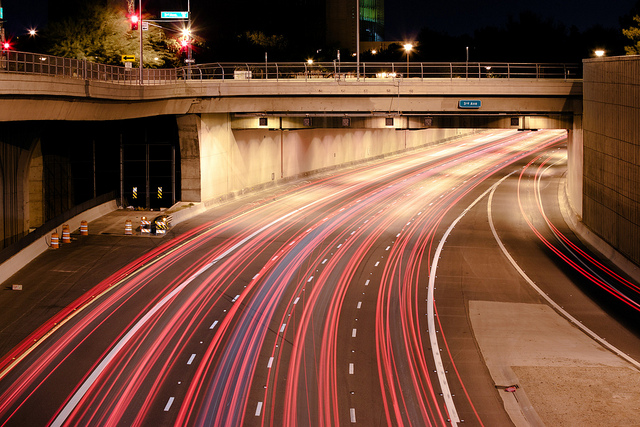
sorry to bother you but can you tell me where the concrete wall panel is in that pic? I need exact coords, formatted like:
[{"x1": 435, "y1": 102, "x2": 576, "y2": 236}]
[
  {"x1": 583, "y1": 56, "x2": 640, "y2": 266},
  {"x1": 189, "y1": 115, "x2": 472, "y2": 205}
]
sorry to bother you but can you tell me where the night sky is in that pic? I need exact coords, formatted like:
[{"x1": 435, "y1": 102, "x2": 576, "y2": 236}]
[
  {"x1": 385, "y1": 0, "x2": 638, "y2": 39},
  {"x1": 3, "y1": 0, "x2": 639, "y2": 41}
]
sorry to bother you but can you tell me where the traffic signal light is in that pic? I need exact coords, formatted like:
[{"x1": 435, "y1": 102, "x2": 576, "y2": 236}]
[
  {"x1": 2, "y1": 41, "x2": 11, "y2": 50},
  {"x1": 180, "y1": 38, "x2": 190, "y2": 51},
  {"x1": 130, "y1": 14, "x2": 139, "y2": 31}
]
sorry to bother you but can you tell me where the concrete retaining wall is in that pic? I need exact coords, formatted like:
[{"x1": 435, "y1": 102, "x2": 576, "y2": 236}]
[
  {"x1": 583, "y1": 56, "x2": 640, "y2": 267},
  {"x1": 185, "y1": 113, "x2": 472, "y2": 204}
]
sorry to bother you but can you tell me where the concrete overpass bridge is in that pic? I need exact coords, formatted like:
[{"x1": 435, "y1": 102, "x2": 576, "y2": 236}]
[{"x1": 0, "y1": 51, "x2": 586, "y2": 259}]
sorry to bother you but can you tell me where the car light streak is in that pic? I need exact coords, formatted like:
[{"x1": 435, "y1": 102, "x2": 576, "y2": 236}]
[{"x1": 0, "y1": 130, "x2": 594, "y2": 427}]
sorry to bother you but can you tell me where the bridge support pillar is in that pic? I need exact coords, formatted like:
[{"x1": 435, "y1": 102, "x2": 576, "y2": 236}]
[
  {"x1": 177, "y1": 113, "x2": 239, "y2": 204},
  {"x1": 177, "y1": 114, "x2": 203, "y2": 202}
]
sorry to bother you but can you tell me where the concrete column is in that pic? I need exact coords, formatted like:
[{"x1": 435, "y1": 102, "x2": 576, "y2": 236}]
[
  {"x1": 176, "y1": 114, "x2": 202, "y2": 202},
  {"x1": 566, "y1": 114, "x2": 583, "y2": 218},
  {"x1": 28, "y1": 139, "x2": 44, "y2": 230}
]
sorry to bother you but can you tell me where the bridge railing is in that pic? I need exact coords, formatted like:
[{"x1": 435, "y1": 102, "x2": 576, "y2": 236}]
[
  {"x1": 0, "y1": 51, "x2": 178, "y2": 84},
  {"x1": 177, "y1": 61, "x2": 582, "y2": 81},
  {"x1": 0, "y1": 50, "x2": 581, "y2": 84}
]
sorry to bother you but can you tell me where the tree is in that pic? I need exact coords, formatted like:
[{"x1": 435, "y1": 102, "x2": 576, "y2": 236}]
[
  {"x1": 623, "y1": 15, "x2": 640, "y2": 54},
  {"x1": 45, "y1": 4, "x2": 175, "y2": 68}
]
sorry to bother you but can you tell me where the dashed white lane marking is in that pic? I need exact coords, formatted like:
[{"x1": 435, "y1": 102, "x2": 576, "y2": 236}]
[
  {"x1": 352, "y1": 329, "x2": 357, "y2": 338},
  {"x1": 232, "y1": 295, "x2": 240, "y2": 302},
  {"x1": 374, "y1": 261, "x2": 380, "y2": 267},
  {"x1": 187, "y1": 354, "x2": 196, "y2": 365},
  {"x1": 252, "y1": 273, "x2": 260, "y2": 280},
  {"x1": 280, "y1": 324, "x2": 287, "y2": 333},
  {"x1": 349, "y1": 363, "x2": 354, "y2": 374},
  {"x1": 357, "y1": 301, "x2": 362, "y2": 309},
  {"x1": 272, "y1": 255, "x2": 279, "y2": 261},
  {"x1": 255, "y1": 401, "x2": 263, "y2": 416},
  {"x1": 209, "y1": 320, "x2": 218, "y2": 330},
  {"x1": 364, "y1": 280, "x2": 370, "y2": 286},
  {"x1": 51, "y1": 186, "x2": 357, "y2": 427},
  {"x1": 293, "y1": 297, "x2": 300, "y2": 304},
  {"x1": 385, "y1": 246, "x2": 390, "y2": 251},
  {"x1": 307, "y1": 276, "x2": 314, "y2": 282},
  {"x1": 267, "y1": 357, "x2": 274, "y2": 368},
  {"x1": 337, "y1": 244, "x2": 343, "y2": 249},
  {"x1": 350, "y1": 408, "x2": 356, "y2": 423},
  {"x1": 164, "y1": 397, "x2": 174, "y2": 412},
  {"x1": 322, "y1": 259, "x2": 328, "y2": 264},
  {"x1": 396, "y1": 233, "x2": 401, "y2": 237}
]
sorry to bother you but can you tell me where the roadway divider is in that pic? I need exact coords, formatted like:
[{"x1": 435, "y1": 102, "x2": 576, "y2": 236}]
[{"x1": 0, "y1": 200, "x2": 118, "y2": 285}]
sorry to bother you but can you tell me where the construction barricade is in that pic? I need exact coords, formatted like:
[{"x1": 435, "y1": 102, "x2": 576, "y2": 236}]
[
  {"x1": 51, "y1": 232, "x2": 59, "y2": 249},
  {"x1": 61, "y1": 224, "x2": 71, "y2": 243},
  {"x1": 125, "y1": 219, "x2": 133, "y2": 235},
  {"x1": 140, "y1": 217, "x2": 151, "y2": 234}
]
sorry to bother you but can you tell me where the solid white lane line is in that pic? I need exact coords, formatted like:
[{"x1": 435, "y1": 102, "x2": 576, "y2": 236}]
[
  {"x1": 427, "y1": 178, "x2": 502, "y2": 426},
  {"x1": 187, "y1": 354, "x2": 196, "y2": 365},
  {"x1": 164, "y1": 397, "x2": 174, "y2": 412},
  {"x1": 488, "y1": 177, "x2": 640, "y2": 371}
]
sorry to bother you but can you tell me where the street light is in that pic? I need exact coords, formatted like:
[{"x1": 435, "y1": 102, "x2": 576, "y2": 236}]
[
  {"x1": 403, "y1": 43, "x2": 413, "y2": 78},
  {"x1": 594, "y1": 49, "x2": 605, "y2": 57}
]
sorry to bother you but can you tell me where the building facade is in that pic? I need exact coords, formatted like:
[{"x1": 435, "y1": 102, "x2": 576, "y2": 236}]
[{"x1": 326, "y1": 0, "x2": 384, "y2": 53}]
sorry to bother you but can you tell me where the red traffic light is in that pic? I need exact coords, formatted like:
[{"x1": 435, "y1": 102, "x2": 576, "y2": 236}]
[
  {"x1": 130, "y1": 14, "x2": 139, "y2": 30},
  {"x1": 2, "y1": 42, "x2": 11, "y2": 50},
  {"x1": 180, "y1": 39, "x2": 190, "y2": 50}
]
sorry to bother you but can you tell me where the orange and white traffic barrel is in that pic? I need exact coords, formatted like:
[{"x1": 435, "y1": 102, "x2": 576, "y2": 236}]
[
  {"x1": 140, "y1": 217, "x2": 151, "y2": 234},
  {"x1": 125, "y1": 219, "x2": 133, "y2": 235},
  {"x1": 51, "y1": 232, "x2": 59, "y2": 249},
  {"x1": 80, "y1": 220, "x2": 88, "y2": 236},
  {"x1": 62, "y1": 224, "x2": 71, "y2": 243}
]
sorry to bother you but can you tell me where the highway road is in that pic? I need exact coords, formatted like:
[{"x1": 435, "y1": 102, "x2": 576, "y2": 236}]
[{"x1": 1, "y1": 129, "x2": 639, "y2": 426}]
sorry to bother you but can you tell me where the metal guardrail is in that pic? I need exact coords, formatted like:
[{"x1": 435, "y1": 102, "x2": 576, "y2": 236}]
[
  {"x1": 177, "y1": 61, "x2": 582, "y2": 81},
  {"x1": 0, "y1": 51, "x2": 177, "y2": 85},
  {"x1": 0, "y1": 50, "x2": 582, "y2": 85}
]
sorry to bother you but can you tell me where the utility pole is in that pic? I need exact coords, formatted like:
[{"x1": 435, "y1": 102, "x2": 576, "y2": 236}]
[
  {"x1": 139, "y1": 0, "x2": 143, "y2": 84},
  {"x1": 356, "y1": 0, "x2": 360, "y2": 79}
]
